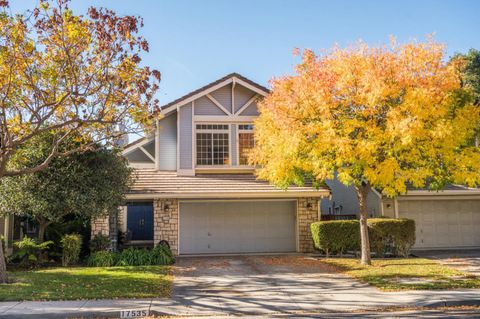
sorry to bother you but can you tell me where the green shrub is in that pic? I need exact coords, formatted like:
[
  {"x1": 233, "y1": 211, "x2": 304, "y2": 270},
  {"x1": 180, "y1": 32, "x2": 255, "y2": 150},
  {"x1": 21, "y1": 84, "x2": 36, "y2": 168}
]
[
  {"x1": 310, "y1": 220, "x2": 360, "y2": 256},
  {"x1": 86, "y1": 245, "x2": 175, "y2": 267},
  {"x1": 116, "y1": 247, "x2": 151, "y2": 266},
  {"x1": 150, "y1": 244, "x2": 175, "y2": 265},
  {"x1": 11, "y1": 237, "x2": 53, "y2": 268},
  {"x1": 89, "y1": 234, "x2": 111, "y2": 252},
  {"x1": 368, "y1": 218, "x2": 415, "y2": 258},
  {"x1": 311, "y1": 218, "x2": 415, "y2": 258},
  {"x1": 60, "y1": 234, "x2": 82, "y2": 266},
  {"x1": 87, "y1": 251, "x2": 117, "y2": 267}
]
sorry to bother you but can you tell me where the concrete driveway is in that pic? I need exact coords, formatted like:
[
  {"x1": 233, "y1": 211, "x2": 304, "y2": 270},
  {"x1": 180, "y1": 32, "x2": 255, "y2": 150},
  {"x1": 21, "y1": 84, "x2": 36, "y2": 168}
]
[
  {"x1": 169, "y1": 255, "x2": 480, "y2": 316},
  {"x1": 414, "y1": 249, "x2": 480, "y2": 276}
]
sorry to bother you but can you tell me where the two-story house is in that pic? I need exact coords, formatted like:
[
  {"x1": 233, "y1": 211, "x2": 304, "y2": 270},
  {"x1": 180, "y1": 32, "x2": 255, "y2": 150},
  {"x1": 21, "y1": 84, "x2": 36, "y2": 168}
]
[{"x1": 91, "y1": 73, "x2": 330, "y2": 255}]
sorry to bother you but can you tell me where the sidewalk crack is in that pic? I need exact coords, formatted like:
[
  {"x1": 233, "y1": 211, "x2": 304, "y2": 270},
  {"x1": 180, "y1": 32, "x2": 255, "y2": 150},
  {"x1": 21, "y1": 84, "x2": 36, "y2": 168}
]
[
  {"x1": 77, "y1": 299, "x2": 89, "y2": 311},
  {"x1": 0, "y1": 301, "x2": 22, "y2": 314}
]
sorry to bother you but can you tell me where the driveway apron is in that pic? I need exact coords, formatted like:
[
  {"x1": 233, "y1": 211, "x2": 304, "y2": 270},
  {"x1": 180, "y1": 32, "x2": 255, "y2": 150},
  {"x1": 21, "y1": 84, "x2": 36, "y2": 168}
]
[{"x1": 170, "y1": 255, "x2": 427, "y2": 315}]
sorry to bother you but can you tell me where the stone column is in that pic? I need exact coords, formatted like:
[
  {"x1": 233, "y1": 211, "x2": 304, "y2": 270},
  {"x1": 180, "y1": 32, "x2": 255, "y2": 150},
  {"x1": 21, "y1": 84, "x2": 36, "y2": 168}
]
[
  {"x1": 153, "y1": 199, "x2": 179, "y2": 255},
  {"x1": 297, "y1": 197, "x2": 320, "y2": 253},
  {"x1": 91, "y1": 215, "x2": 109, "y2": 237}
]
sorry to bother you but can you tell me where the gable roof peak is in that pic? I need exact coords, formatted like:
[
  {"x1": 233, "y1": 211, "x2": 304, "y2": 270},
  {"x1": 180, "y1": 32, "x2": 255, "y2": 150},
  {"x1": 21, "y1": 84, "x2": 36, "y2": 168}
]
[{"x1": 160, "y1": 72, "x2": 269, "y2": 113}]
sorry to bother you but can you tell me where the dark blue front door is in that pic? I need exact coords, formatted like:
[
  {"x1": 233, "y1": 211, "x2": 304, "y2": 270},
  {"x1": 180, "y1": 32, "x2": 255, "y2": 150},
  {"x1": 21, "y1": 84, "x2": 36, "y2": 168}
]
[{"x1": 127, "y1": 202, "x2": 153, "y2": 240}]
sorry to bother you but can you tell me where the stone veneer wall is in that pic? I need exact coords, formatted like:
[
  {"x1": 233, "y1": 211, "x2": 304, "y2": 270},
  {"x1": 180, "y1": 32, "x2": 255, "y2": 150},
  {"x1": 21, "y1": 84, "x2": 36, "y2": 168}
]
[
  {"x1": 297, "y1": 197, "x2": 320, "y2": 253},
  {"x1": 153, "y1": 199, "x2": 179, "y2": 255},
  {"x1": 125, "y1": 197, "x2": 319, "y2": 255},
  {"x1": 117, "y1": 207, "x2": 126, "y2": 232},
  {"x1": 91, "y1": 215, "x2": 109, "y2": 237}
]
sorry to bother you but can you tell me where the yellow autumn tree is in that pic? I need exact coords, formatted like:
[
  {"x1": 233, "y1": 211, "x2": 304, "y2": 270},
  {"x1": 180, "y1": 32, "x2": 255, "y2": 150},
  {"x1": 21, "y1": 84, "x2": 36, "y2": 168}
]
[
  {"x1": 252, "y1": 39, "x2": 480, "y2": 265},
  {"x1": 0, "y1": 0, "x2": 159, "y2": 283}
]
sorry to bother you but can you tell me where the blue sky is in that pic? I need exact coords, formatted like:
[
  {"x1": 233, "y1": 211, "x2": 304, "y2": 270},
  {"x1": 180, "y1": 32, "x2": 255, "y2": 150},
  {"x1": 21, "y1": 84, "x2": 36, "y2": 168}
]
[{"x1": 10, "y1": 0, "x2": 480, "y2": 105}]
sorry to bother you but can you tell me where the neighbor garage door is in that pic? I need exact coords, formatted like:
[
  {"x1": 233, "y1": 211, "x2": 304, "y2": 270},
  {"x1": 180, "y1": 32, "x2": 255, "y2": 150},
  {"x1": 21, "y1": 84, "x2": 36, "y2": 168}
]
[
  {"x1": 399, "y1": 200, "x2": 480, "y2": 249},
  {"x1": 179, "y1": 200, "x2": 297, "y2": 254}
]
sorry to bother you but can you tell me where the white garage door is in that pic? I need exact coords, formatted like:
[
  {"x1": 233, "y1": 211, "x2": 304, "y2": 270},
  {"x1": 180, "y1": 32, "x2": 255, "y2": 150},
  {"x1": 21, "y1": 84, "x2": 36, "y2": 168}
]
[
  {"x1": 179, "y1": 200, "x2": 297, "y2": 254},
  {"x1": 399, "y1": 200, "x2": 480, "y2": 249}
]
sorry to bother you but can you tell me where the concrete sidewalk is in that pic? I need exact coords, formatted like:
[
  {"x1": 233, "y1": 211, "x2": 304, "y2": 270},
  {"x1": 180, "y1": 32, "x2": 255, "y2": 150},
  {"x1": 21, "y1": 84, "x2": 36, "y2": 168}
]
[{"x1": 1, "y1": 290, "x2": 480, "y2": 318}]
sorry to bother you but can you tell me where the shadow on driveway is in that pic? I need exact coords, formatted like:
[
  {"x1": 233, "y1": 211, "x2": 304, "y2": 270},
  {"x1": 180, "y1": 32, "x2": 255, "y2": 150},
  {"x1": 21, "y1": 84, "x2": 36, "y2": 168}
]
[
  {"x1": 414, "y1": 249, "x2": 480, "y2": 276},
  {"x1": 166, "y1": 255, "x2": 480, "y2": 316}
]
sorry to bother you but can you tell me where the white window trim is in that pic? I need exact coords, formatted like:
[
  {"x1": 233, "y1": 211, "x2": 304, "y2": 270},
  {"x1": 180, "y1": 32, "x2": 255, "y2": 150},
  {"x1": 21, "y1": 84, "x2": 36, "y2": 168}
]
[
  {"x1": 194, "y1": 123, "x2": 231, "y2": 167},
  {"x1": 236, "y1": 123, "x2": 255, "y2": 167}
]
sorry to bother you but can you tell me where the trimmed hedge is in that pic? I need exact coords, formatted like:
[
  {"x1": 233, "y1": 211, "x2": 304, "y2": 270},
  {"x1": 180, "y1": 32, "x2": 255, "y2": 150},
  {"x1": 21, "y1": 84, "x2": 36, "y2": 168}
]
[
  {"x1": 310, "y1": 218, "x2": 415, "y2": 257},
  {"x1": 310, "y1": 220, "x2": 360, "y2": 256},
  {"x1": 368, "y1": 218, "x2": 416, "y2": 258}
]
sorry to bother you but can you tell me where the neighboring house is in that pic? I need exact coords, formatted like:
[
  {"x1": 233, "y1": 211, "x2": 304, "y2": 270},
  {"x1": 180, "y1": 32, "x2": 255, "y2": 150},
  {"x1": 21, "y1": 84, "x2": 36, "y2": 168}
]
[
  {"x1": 378, "y1": 185, "x2": 480, "y2": 249},
  {"x1": 320, "y1": 175, "x2": 381, "y2": 219},
  {"x1": 91, "y1": 73, "x2": 330, "y2": 255},
  {"x1": 323, "y1": 180, "x2": 480, "y2": 250}
]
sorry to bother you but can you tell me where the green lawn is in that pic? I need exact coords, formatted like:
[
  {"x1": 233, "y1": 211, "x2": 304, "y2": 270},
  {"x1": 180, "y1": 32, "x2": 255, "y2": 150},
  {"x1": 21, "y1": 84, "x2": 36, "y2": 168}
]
[
  {"x1": 322, "y1": 258, "x2": 480, "y2": 291},
  {"x1": 0, "y1": 266, "x2": 171, "y2": 301}
]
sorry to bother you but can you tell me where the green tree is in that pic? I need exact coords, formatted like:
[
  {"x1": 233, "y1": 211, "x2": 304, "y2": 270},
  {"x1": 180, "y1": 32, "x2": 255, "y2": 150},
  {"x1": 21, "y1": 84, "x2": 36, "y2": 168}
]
[
  {"x1": 0, "y1": 133, "x2": 132, "y2": 244},
  {"x1": 452, "y1": 49, "x2": 480, "y2": 105}
]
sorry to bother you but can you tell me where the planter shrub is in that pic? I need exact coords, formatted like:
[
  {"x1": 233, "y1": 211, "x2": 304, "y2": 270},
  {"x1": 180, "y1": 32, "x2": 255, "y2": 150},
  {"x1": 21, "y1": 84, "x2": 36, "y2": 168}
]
[
  {"x1": 87, "y1": 245, "x2": 175, "y2": 267},
  {"x1": 10, "y1": 237, "x2": 53, "y2": 268},
  {"x1": 150, "y1": 244, "x2": 175, "y2": 265},
  {"x1": 116, "y1": 248, "x2": 151, "y2": 266},
  {"x1": 87, "y1": 251, "x2": 116, "y2": 267},
  {"x1": 310, "y1": 220, "x2": 360, "y2": 256},
  {"x1": 61, "y1": 234, "x2": 82, "y2": 266},
  {"x1": 311, "y1": 218, "x2": 415, "y2": 257},
  {"x1": 89, "y1": 234, "x2": 111, "y2": 252}
]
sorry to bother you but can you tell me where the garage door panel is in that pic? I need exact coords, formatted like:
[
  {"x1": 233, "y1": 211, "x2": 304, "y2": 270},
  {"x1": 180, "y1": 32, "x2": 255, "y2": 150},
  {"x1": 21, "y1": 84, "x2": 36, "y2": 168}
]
[
  {"x1": 399, "y1": 199, "x2": 480, "y2": 249},
  {"x1": 179, "y1": 200, "x2": 297, "y2": 254}
]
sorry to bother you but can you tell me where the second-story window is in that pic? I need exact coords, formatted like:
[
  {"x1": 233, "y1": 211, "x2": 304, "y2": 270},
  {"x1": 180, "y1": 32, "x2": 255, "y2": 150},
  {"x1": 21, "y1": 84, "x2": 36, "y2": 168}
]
[
  {"x1": 238, "y1": 124, "x2": 254, "y2": 165},
  {"x1": 196, "y1": 124, "x2": 229, "y2": 165}
]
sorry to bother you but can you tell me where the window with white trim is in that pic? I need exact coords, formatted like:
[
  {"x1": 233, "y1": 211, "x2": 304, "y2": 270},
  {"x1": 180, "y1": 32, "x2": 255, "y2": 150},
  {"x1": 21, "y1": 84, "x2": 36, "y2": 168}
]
[
  {"x1": 238, "y1": 124, "x2": 254, "y2": 165},
  {"x1": 196, "y1": 124, "x2": 229, "y2": 165}
]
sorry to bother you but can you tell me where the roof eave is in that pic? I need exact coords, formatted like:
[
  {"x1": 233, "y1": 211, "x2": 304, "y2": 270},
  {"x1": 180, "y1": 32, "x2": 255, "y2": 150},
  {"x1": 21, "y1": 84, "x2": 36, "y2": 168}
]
[
  {"x1": 400, "y1": 189, "x2": 480, "y2": 196},
  {"x1": 126, "y1": 190, "x2": 330, "y2": 200}
]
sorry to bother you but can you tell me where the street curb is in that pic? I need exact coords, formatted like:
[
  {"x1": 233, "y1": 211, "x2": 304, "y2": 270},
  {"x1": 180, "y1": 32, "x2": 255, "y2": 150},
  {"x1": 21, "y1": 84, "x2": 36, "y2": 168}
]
[
  {"x1": 0, "y1": 312, "x2": 111, "y2": 319},
  {"x1": 417, "y1": 298, "x2": 480, "y2": 308},
  {"x1": 2, "y1": 301, "x2": 480, "y2": 319}
]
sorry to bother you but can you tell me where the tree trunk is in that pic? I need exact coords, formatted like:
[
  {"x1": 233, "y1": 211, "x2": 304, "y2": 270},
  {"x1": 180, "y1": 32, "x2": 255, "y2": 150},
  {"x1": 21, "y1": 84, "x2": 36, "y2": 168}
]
[
  {"x1": 356, "y1": 183, "x2": 372, "y2": 265},
  {"x1": 37, "y1": 217, "x2": 51, "y2": 243},
  {"x1": 36, "y1": 218, "x2": 51, "y2": 264},
  {"x1": 0, "y1": 239, "x2": 7, "y2": 283},
  {"x1": 38, "y1": 222, "x2": 47, "y2": 243}
]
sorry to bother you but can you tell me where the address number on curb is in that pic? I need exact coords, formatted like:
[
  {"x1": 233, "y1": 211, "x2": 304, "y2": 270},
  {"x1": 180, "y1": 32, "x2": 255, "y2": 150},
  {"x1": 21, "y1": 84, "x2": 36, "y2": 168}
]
[{"x1": 120, "y1": 309, "x2": 149, "y2": 318}]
